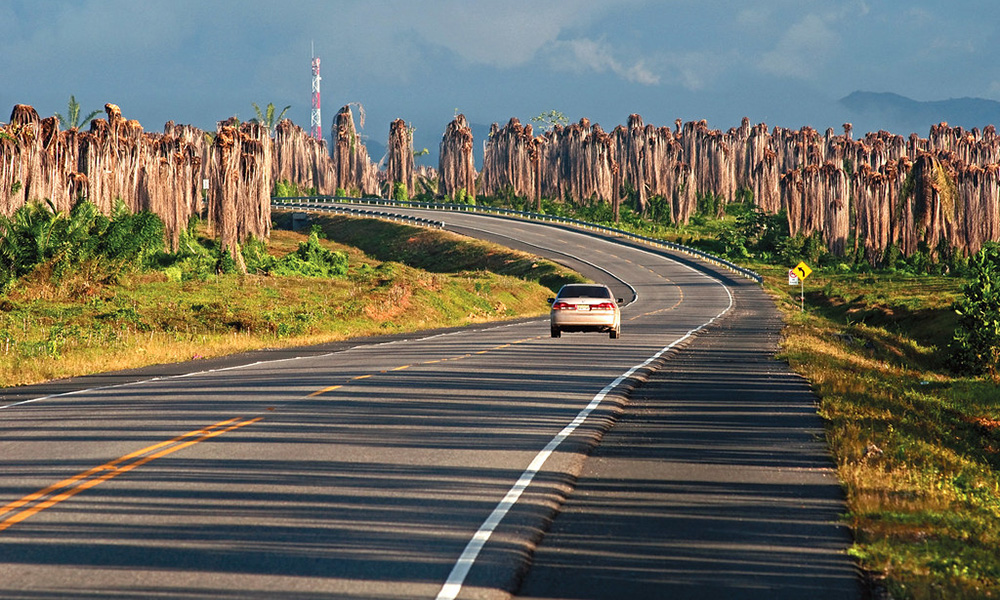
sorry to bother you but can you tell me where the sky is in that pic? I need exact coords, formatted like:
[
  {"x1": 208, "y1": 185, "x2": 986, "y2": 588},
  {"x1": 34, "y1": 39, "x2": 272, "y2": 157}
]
[{"x1": 2, "y1": 0, "x2": 998, "y2": 166}]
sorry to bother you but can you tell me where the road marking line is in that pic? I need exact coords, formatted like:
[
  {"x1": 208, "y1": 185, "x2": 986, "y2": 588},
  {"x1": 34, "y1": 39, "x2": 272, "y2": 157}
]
[
  {"x1": 0, "y1": 320, "x2": 546, "y2": 413},
  {"x1": 308, "y1": 385, "x2": 343, "y2": 397},
  {"x1": 0, "y1": 417, "x2": 261, "y2": 533},
  {"x1": 436, "y1": 278, "x2": 735, "y2": 600},
  {"x1": 0, "y1": 417, "x2": 241, "y2": 519}
]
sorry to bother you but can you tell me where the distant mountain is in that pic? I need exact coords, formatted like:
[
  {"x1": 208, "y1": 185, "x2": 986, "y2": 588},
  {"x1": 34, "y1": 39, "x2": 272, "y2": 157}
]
[
  {"x1": 839, "y1": 91, "x2": 999, "y2": 134},
  {"x1": 362, "y1": 138, "x2": 387, "y2": 165}
]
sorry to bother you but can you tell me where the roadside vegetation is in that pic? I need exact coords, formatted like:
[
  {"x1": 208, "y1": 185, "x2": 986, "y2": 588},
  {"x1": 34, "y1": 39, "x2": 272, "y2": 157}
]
[
  {"x1": 761, "y1": 263, "x2": 998, "y2": 599},
  {"x1": 0, "y1": 200, "x2": 581, "y2": 388}
]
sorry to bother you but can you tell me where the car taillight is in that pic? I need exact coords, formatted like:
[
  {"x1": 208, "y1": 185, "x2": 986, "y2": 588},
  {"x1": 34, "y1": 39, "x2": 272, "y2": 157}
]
[
  {"x1": 552, "y1": 301, "x2": 575, "y2": 310},
  {"x1": 593, "y1": 302, "x2": 616, "y2": 310}
]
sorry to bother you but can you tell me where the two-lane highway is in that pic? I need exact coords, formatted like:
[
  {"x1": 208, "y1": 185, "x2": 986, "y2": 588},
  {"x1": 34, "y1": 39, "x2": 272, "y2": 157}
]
[{"x1": 1, "y1": 211, "x2": 737, "y2": 599}]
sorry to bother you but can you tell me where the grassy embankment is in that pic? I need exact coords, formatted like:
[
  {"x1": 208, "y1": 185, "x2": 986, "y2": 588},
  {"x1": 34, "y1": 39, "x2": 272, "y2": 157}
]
[{"x1": 0, "y1": 212, "x2": 582, "y2": 388}]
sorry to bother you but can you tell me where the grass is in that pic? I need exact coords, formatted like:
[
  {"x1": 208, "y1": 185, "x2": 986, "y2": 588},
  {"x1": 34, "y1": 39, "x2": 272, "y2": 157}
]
[
  {"x1": 752, "y1": 262, "x2": 1000, "y2": 598},
  {"x1": 0, "y1": 214, "x2": 583, "y2": 388}
]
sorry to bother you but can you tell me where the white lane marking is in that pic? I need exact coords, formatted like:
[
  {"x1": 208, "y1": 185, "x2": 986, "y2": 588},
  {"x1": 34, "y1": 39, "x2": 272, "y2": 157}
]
[{"x1": 436, "y1": 279, "x2": 735, "y2": 600}]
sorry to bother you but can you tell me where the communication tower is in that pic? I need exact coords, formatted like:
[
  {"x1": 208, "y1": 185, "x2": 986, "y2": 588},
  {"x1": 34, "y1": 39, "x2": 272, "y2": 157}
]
[{"x1": 310, "y1": 42, "x2": 322, "y2": 141}]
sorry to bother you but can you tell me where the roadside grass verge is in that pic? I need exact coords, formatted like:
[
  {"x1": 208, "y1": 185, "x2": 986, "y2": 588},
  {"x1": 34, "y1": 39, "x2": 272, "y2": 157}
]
[
  {"x1": 753, "y1": 263, "x2": 1000, "y2": 598},
  {"x1": 0, "y1": 216, "x2": 582, "y2": 388},
  {"x1": 297, "y1": 212, "x2": 577, "y2": 291}
]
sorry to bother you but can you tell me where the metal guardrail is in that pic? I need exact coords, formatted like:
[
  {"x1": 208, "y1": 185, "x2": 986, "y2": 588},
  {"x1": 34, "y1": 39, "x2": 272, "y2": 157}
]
[
  {"x1": 272, "y1": 195, "x2": 763, "y2": 284},
  {"x1": 273, "y1": 199, "x2": 445, "y2": 230}
]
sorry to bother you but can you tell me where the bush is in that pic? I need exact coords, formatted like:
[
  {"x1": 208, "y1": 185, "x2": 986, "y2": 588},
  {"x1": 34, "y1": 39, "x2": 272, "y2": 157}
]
[
  {"x1": 949, "y1": 243, "x2": 1000, "y2": 378},
  {"x1": 646, "y1": 195, "x2": 671, "y2": 226},
  {"x1": 696, "y1": 192, "x2": 720, "y2": 217},
  {"x1": 392, "y1": 182, "x2": 408, "y2": 202},
  {"x1": 99, "y1": 201, "x2": 164, "y2": 264},
  {"x1": 162, "y1": 266, "x2": 182, "y2": 282},
  {"x1": 452, "y1": 188, "x2": 475, "y2": 205},
  {"x1": 241, "y1": 237, "x2": 278, "y2": 274},
  {"x1": 274, "y1": 179, "x2": 318, "y2": 197},
  {"x1": 272, "y1": 233, "x2": 348, "y2": 278},
  {"x1": 0, "y1": 199, "x2": 165, "y2": 291},
  {"x1": 778, "y1": 232, "x2": 828, "y2": 266}
]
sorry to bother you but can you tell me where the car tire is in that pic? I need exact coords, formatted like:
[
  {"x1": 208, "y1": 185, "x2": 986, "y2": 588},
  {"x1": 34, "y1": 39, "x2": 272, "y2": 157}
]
[
  {"x1": 551, "y1": 326, "x2": 561, "y2": 338},
  {"x1": 610, "y1": 327, "x2": 620, "y2": 339}
]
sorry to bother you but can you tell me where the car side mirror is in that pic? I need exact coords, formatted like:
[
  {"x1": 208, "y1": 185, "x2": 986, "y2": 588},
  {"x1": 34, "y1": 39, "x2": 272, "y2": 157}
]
[
  {"x1": 616, "y1": 298, "x2": 624, "y2": 304},
  {"x1": 547, "y1": 297, "x2": 555, "y2": 304}
]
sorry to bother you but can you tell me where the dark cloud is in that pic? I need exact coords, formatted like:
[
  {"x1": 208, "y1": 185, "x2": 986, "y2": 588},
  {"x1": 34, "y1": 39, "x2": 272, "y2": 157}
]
[{"x1": 3, "y1": 0, "x2": 996, "y2": 160}]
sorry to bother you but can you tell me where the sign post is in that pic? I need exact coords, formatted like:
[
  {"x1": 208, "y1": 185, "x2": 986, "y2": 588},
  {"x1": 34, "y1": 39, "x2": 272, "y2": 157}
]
[{"x1": 791, "y1": 261, "x2": 812, "y2": 312}]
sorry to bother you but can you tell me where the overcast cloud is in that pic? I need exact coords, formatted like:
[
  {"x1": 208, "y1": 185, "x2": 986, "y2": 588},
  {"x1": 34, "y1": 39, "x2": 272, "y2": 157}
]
[{"x1": 2, "y1": 0, "x2": 997, "y2": 165}]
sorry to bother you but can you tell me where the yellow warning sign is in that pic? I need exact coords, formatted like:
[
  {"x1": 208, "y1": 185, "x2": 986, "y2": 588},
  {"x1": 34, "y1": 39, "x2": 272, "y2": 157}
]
[{"x1": 793, "y1": 262, "x2": 812, "y2": 280}]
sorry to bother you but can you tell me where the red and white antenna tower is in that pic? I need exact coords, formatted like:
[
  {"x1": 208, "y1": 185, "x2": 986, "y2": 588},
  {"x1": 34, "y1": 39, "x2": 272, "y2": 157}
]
[{"x1": 310, "y1": 42, "x2": 322, "y2": 141}]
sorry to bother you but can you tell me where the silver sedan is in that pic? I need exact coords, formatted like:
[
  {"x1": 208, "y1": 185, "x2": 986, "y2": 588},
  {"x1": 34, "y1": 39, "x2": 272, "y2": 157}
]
[{"x1": 548, "y1": 283, "x2": 622, "y2": 339}]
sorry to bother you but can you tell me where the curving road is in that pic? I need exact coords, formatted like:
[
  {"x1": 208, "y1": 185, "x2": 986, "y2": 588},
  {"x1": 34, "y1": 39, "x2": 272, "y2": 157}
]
[{"x1": 0, "y1": 210, "x2": 857, "y2": 599}]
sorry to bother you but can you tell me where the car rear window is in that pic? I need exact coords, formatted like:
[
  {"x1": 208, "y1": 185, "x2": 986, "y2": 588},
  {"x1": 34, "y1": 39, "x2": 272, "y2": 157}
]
[{"x1": 558, "y1": 285, "x2": 612, "y2": 299}]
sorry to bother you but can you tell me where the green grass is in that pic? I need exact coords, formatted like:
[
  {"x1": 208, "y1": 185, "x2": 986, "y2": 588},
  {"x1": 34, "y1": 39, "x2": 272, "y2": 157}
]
[
  {"x1": 0, "y1": 215, "x2": 582, "y2": 388},
  {"x1": 300, "y1": 212, "x2": 578, "y2": 290}
]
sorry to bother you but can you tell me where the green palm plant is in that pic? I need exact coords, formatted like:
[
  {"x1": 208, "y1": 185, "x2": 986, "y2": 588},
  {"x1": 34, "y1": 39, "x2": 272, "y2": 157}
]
[
  {"x1": 54, "y1": 95, "x2": 102, "y2": 130},
  {"x1": 0, "y1": 199, "x2": 166, "y2": 292},
  {"x1": 0, "y1": 200, "x2": 60, "y2": 290},
  {"x1": 251, "y1": 102, "x2": 291, "y2": 130}
]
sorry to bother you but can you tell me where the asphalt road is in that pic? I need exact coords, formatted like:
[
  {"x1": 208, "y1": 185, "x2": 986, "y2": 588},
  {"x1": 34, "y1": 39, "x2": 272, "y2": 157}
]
[
  {"x1": 514, "y1": 275, "x2": 861, "y2": 600},
  {"x1": 0, "y1": 210, "x2": 859, "y2": 599}
]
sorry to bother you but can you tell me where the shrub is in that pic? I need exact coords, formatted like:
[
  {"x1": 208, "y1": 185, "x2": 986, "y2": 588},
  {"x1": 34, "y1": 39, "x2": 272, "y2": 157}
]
[
  {"x1": 273, "y1": 180, "x2": 318, "y2": 198},
  {"x1": 0, "y1": 199, "x2": 165, "y2": 291},
  {"x1": 392, "y1": 182, "x2": 408, "y2": 202},
  {"x1": 696, "y1": 192, "x2": 720, "y2": 217},
  {"x1": 646, "y1": 195, "x2": 671, "y2": 226},
  {"x1": 271, "y1": 232, "x2": 348, "y2": 278},
  {"x1": 241, "y1": 237, "x2": 278, "y2": 274},
  {"x1": 949, "y1": 243, "x2": 1000, "y2": 378},
  {"x1": 99, "y1": 200, "x2": 164, "y2": 265},
  {"x1": 162, "y1": 266, "x2": 182, "y2": 282},
  {"x1": 453, "y1": 188, "x2": 475, "y2": 206}
]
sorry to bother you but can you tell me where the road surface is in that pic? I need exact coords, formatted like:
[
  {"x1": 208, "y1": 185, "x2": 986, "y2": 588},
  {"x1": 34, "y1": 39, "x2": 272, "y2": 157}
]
[{"x1": 0, "y1": 209, "x2": 859, "y2": 599}]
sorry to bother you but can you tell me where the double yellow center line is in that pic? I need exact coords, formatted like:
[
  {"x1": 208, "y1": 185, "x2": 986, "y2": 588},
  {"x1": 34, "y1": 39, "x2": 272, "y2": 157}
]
[{"x1": 0, "y1": 416, "x2": 261, "y2": 533}]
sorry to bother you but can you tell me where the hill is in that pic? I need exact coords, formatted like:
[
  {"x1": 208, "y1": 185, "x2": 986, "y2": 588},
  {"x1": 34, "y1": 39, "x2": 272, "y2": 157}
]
[{"x1": 840, "y1": 91, "x2": 999, "y2": 133}]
